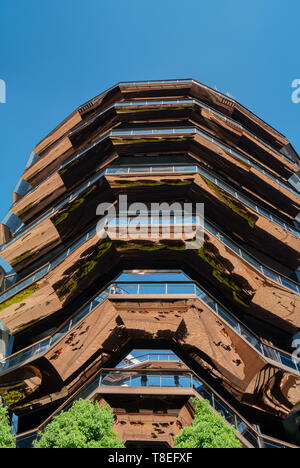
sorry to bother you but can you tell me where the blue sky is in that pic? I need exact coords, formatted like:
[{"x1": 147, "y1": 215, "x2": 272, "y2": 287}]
[{"x1": 0, "y1": 0, "x2": 299, "y2": 221}]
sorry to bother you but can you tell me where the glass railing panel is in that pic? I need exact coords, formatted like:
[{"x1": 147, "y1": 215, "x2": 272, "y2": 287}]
[
  {"x1": 239, "y1": 328, "x2": 260, "y2": 349},
  {"x1": 166, "y1": 283, "x2": 195, "y2": 295},
  {"x1": 15, "y1": 370, "x2": 295, "y2": 449},
  {"x1": 127, "y1": 374, "x2": 141, "y2": 387},
  {"x1": 213, "y1": 397, "x2": 235, "y2": 424},
  {"x1": 2, "y1": 162, "x2": 299, "y2": 309},
  {"x1": 232, "y1": 415, "x2": 260, "y2": 448},
  {"x1": 215, "y1": 405, "x2": 236, "y2": 427},
  {"x1": 172, "y1": 374, "x2": 192, "y2": 388},
  {"x1": 195, "y1": 286, "x2": 206, "y2": 299},
  {"x1": 159, "y1": 374, "x2": 171, "y2": 387},
  {"x1": 50, "y1": 326, "x2": 69, "y2": 346},
  {"x1": 241, "y1": 253, "x2": 263, "y2": 270},
  {"x1": 78, "y1": 379, "x2": 100, "y2": 400},
  {"x1": 99, "y1": 371, "x2": 112, "y2": 385},
  {"x1": 201, "y1": 391, "x2": 214, "y2": 408},
  {"x1": 263, "y1": 269, "x2": 280, "y2": 283},
  {"x1": 69, "y1": 238, "x2": 87, "y2": 255},
  {"x1": 217, "y1": 235, "x2": 238, "y2": 253},
  {"x1": 175, "y1": 166, "x2": 197, "y2": 172},
  {"x1": 2, "y1": 281, "x2": 300, "y2": 375},
  {"x1": 16, "y1": 432, "x2": 38, "y2": 449},
  {"x1": 169, "y1": 354, "x2": 180, "y2": 362},
  {"x1": 217, "y1": 307, "x2": 240, "y2": 330},
  {"x1": 144, "y1": 354, "x2": 155, "y2": 362},
  {"x1": 279, "y1": 353, "x2": 298, "y2": 371},
  {"x1": 10, "y1": 123, "x2": 300, "y2": 246},
  {"x1": 263, "y1": 440, "x2": 286, "y2": 448},
  {"x1": 281, "y1": 278, "x2": 299, "y2": 293},
  {"x1": 273, "y1": 218, "x2": 286, "y2": 228},
  {"x1": 114, "y1": 95, "x2": 297, "y2": 168},
  {"x1": 146, "y1": 373, "x2": 161, "y2": 386},
  {"x1": 109, "y1": 283, "x2": 137, "y2": 295},
  {"x1": 257, "y1": 206, "x2": 268, "y2": 216},
  {"x1": 70, "y1": 307, "x2": 92, "y2": 328},
  {"x1": 129, "y1": 167, "x2": 151, "y2": 174},
  {"x1": 205, "y1": 224, "x2": 218, "y2": 237},
  {"x1": 36, "y1": 340, "x2": 51, "y2": 355}
]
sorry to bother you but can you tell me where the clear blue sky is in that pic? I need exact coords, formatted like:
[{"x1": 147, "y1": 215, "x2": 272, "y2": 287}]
[{"x1": 0, "y1": 0, "x2": 299, "y2": 221}]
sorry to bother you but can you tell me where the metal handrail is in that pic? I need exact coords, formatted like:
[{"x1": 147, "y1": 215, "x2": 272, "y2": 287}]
[
  {"x1": 2, "y1": 184, "x2": 299, "y2": 313},
  {"x1": 117, "y1": 353, "x2": 183, "y2": 368}
]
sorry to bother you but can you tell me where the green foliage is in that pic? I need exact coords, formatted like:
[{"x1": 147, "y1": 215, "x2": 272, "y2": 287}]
[
  {"x1": 200, "y1": 175, "x2": 257, "y2": 228},
  {"x1": 27, "y1": 168, "x2": 42, "y2": 181},
  {"x1": 58, "y1": 157, "x2": 81, "y2": 176},
  {"x1": 112, "y1": 178, "x2": 192, "y2": 187},
  {"x1": 58, "y1": 240, "x2": 112, "y2": 300},
  {"x1": 34, "y1": 400, "x2": 125, "y2": 449},
  {"x1": 11, "y1": 251, "x2": 32, "y2": 267},
  {"x1": 16, "y1": 203, "x2": 34, "y2": 218},
  {"x1": 198, "y1": 246, "x2": 251, "y2": 307},
  {"x1": 0, "y1": 283, "x2": 39, "y2": 312},
  {"x1": 111, "y1": 137, "x2": 193, "y2": 144},
  {"x1": 0, "y1": 402, "x2": 15, "y2": 448},
  {"x1": 1, "y1": 389, "x2": 27, "y2": 407},
  {"x1": 174, "y1": 398, "x2": 242, "y2": 449},
  {"x1": 115, "y1": 240, "x2": 187, "y2": 252},
  {"x1": 52, "y1": 185, "x2": 97, "y2": 227},
  {"x1": 116, "y1": 106, "x2": 189, "y2": 113}
]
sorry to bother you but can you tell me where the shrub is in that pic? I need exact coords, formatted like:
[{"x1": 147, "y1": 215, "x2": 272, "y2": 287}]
[
  {"x1": 174, "y1": 398, "x2": 242, "y2": 449},
  {"x1": 0, "y1": 402, "x2": 15, "y2": 448},
  {"x1": 34, "y1": 400, "x2": 125, "y2": 449}
]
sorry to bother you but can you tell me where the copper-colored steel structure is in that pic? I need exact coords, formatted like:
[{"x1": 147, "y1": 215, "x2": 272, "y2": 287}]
[{"x1": 0, "y1": 79, "x2": 300, "y2": 448}]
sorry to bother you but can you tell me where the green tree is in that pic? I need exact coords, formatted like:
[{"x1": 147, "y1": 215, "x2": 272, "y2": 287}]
[
  {"x1": 0, "y1": 401, "x2": 15, "y2": 448},
  {"x1": 174, "y1": 398, "x2": 242, "y2": 448},
  {"x1": 34, "y1": 400, "x2": 125, "y2": 448}
]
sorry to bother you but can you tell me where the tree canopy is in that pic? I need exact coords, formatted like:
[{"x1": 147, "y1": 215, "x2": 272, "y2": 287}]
[
  {"x1": 34, "y1": 400, "x2": 125, "y2": 448},
  {"x1": 0, "y1": 401, "x2": 15, "y2": 448},
  {"x1": 174, "y1": 398, "x2": 242, "y2": 449}
]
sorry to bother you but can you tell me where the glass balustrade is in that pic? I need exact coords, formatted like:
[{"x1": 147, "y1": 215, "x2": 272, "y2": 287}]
[
  {"x1": 117, "y1": 353, "x2": 182, "y2": 368},
  {"x1": 4, "y1": 133, "x2": 299, "y2": 257},
  {"x1": 79, "y1": 78, "x2": 288, "y2": 140},
  {"x1": 9, "y1": 123, "x2": 299, "y2": 238},
  {"x1": 114, "y1": 99, "x2": 297, "y2": 169},
  {"x1": 1, "y1": 280, "x2": 300, "y2": 375},
  {"x1": 107, "y1": 126, "x2": 300, "y2": 197},
  {"x1": 3, "y1": 201, "x2": 298, "y2": 318}
]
